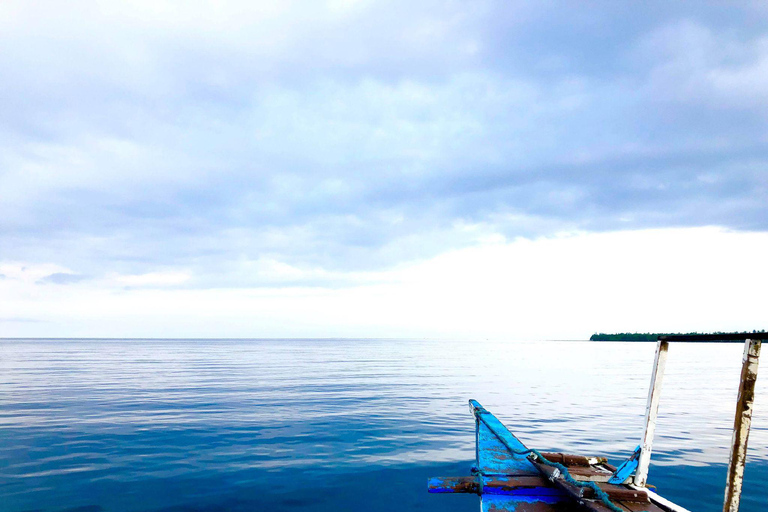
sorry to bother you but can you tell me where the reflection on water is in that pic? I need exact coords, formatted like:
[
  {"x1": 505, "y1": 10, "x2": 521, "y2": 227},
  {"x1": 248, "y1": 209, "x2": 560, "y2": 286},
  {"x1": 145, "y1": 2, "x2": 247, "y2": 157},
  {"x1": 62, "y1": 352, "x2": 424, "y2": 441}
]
[{"x1": 0, "y1": 339, "x2": 765, "y2": 511}]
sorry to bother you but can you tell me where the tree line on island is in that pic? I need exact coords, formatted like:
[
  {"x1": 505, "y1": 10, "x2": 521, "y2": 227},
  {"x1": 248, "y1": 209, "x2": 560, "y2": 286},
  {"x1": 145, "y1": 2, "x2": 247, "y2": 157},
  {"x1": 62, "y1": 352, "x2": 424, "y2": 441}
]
[{"x1": 590, "y1": 330, "x2": 766, "y2": 341}]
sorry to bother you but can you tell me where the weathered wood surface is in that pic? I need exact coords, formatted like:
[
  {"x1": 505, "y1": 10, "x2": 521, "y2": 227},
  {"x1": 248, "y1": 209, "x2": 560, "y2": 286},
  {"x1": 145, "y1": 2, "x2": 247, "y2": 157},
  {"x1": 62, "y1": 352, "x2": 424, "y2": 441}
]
[
  {"x1": 563, "y1": 465, "x2": 614, "y2": 482},
  {"x1": 429, "y1": 472, "x2": 649, "y2": 502},
  {"x1": 431, "y1": 454, "x2": 672, "y2": 512},
  {"x1": 723, "y1": 338, "x2": 761, "y2": 512},
  {"x1": 539, "y1": 452, "x2": 604, "y2": 467}
]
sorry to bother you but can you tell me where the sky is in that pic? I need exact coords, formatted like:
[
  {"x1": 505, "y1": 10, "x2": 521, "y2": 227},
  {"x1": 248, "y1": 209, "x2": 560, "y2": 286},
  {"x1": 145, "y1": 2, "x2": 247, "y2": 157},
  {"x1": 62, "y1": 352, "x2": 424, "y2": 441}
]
[{"x1": 1, "y1": 1, "x2": 767, "y2": 339}]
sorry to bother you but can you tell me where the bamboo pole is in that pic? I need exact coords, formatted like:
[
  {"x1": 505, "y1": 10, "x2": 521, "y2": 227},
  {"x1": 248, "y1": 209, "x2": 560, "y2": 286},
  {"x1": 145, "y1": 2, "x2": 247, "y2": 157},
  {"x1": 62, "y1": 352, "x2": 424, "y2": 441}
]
[
  {"x1": 634, "y1": 340, "x2": 669, "y2": 487},
  {"x1": 723, "y1": 338, "x2": 761, "y2": 512}
]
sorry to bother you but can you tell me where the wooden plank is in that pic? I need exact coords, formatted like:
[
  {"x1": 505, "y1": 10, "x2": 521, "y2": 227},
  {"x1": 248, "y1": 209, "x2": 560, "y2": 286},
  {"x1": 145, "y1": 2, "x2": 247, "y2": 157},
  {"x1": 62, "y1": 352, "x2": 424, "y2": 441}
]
[
  {"x1": 615, "y1": 501, "x2": 667, "y2": 512},
  {"x1": 723, "y1": 338, "x2": 761, "y2": 512},
  {"x1": 482, "y1": 476, "x2": 562, "y2": 497},
  {"x1": 565, "y1": 466, "x2": 613, "y2": 483},
  {"x1": 539, "y1": 452, "x2": 605, "y2": 467},
  {"x1": 595, "y1": 484, "x2": 648, "y2": 503},
  {"x1": 634, "y1": 340, "x2": 669, "y2": 486},
  {"x1": 428, "y1": 475, "x2": 563, "y2": 497},
  {"x1": 659, "y1": 333, "x2": 768, "y2": 342},
  {"x1": 481, "y1": 494, "x2": 569, "y2": 512},
  {"x1": 428, "y1": 476, "x2": 479, "y2": 493},
  {"x1": 528, "y1": 460, "x2": 648, "y2": 512}
]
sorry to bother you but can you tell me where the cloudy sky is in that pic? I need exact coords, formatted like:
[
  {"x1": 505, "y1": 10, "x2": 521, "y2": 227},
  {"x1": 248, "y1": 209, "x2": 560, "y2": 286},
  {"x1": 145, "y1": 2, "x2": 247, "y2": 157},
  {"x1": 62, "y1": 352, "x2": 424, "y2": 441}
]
[{"x1": 1, "y1": 1, "x2": 767, "y2": 338}]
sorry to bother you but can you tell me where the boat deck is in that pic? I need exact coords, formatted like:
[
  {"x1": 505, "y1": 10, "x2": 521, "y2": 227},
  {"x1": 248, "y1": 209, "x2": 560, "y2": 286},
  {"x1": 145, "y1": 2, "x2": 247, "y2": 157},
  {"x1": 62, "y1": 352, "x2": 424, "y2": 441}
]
[
  {"x1": 429, "y1": 400, "x2": 685, "y2": 512},
  {"x1": 431, "y1": 451, "x2": 670, "y2": 511}
]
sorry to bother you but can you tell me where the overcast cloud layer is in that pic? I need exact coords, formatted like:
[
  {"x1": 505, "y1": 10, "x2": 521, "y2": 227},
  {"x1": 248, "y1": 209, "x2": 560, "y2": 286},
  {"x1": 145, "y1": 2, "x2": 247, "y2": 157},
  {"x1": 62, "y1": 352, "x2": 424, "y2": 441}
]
[{"x1": 1, "y1": 2, "x2": 768, "y2": 332}]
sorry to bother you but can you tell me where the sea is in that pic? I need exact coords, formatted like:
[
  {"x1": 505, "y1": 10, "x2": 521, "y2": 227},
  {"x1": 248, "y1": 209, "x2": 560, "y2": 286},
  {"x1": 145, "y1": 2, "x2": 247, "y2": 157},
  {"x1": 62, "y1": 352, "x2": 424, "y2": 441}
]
[{"x1": 1, "y1": 339, "x2": 766, "y2": 512}]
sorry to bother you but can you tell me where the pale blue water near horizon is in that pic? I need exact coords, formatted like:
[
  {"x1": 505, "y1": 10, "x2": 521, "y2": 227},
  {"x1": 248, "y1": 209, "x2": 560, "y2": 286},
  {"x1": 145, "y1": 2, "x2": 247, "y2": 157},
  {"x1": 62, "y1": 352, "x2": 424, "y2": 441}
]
[{"x1": 1, "y1": 339, "x2": 766, "y2": 512}]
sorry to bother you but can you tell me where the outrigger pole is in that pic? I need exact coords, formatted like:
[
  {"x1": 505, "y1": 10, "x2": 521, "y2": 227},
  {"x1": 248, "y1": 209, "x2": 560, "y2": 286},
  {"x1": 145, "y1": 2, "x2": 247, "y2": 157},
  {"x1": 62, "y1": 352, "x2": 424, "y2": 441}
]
[
  {"x1": 636, "y1": 333, "x2": 764, "y2": 512},
  {"x1": 633, "y1": 339, "x2": 668, "y2": 488}
]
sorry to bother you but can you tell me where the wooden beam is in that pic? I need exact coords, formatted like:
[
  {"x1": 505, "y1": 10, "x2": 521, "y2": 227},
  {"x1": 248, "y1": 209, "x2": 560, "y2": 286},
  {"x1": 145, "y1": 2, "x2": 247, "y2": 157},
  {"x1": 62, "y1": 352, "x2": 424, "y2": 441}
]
[
  {"x1": 634, "y1": 340, "x2": 669, "y2": 487},
  {"x1": 723, "y1": 338, "x2": 761, "y2": 512},
  {"x1": 659, "y1": 333, "x2": 767, "y2": 342}
]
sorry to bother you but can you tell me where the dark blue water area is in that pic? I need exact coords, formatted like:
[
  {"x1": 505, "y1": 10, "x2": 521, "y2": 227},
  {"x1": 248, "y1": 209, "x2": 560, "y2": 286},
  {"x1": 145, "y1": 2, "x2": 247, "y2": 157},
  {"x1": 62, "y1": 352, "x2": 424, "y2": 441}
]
[
  {"x1": 3, "y1": 435, "x2": 476, "y2": 512},
  {"x1": 1, "y1": 422, "x2": 477, "y2": 512},
  {"x1": 649, "y1": 460, "x2": 768, "y2": 512},
  {"x1": 1, "y1": 339, "x2": 766, "y2": 511}
]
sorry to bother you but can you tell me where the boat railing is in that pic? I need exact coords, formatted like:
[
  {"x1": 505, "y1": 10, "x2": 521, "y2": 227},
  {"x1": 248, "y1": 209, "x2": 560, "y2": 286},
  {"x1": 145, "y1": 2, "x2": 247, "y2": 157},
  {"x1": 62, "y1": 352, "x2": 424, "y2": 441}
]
[{"x1": 637, "y1": 332, "x2": 765, "y2": 512}]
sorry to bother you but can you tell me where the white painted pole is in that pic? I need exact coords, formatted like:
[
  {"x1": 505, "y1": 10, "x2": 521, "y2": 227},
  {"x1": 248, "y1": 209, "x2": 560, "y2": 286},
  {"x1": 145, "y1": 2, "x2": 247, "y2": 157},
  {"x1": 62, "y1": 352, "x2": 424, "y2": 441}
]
[
  {"x1": 723, "y1": 338, "x2": 761, "y2": 512},
  {"x1": 634, "y1": 340, "x2": 669, "y2": 487}
]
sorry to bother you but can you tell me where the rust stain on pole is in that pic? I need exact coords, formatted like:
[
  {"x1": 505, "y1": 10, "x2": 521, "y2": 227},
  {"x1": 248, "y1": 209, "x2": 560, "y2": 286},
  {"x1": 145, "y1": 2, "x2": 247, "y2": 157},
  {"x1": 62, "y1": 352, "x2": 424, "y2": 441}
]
[
  {"x1": 723, "y1": 338, "x2": 761, "y2": 512},
  {"x1": 634, "y1": 340, "x2": 669, "y2": 487}
]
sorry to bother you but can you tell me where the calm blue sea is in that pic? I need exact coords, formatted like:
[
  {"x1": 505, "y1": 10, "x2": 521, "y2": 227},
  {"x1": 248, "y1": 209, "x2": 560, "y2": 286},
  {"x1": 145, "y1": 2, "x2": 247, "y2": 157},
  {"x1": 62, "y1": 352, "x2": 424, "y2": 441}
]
[{"x1": 1, "y1": 339, "x2": 766, "y2": 512}]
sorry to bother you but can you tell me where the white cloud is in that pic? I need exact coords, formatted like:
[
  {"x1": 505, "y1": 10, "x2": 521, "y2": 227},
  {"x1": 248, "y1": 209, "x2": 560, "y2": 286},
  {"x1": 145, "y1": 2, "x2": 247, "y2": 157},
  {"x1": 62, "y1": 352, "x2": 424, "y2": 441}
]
[
  {"x1": 0, "y1": 262, "x2": 74, "y2": 284},
  {"x1": 112, "y1": 271, "x2": 191, "y2": 287},
  {"x1": 2, "y1": 227, "x2": 765, "y2": 338},
  {"x1": 638, "y1": 20, "x2": 768, "y2": 109},
  {"x1": 1, "y1": 1, "x2": 768, "y2": 332}
]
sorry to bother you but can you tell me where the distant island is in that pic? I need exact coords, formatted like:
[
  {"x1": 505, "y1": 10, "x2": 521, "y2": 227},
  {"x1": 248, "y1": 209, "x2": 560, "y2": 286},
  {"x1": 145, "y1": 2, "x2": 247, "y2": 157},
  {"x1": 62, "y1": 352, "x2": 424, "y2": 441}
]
[
  {"x1": 590, "y1": 331, "x2": 765, "y2": 341},
  {"x1": 590, "y1": 333, "x2": 670, "y2": 341}
]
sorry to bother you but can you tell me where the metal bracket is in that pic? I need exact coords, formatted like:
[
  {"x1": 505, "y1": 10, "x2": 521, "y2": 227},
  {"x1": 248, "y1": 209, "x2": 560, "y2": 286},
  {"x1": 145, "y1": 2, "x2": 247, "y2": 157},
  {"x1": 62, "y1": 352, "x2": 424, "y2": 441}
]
[{"x1": 608, "y1": 445, "x2": 642, "y2": 484}]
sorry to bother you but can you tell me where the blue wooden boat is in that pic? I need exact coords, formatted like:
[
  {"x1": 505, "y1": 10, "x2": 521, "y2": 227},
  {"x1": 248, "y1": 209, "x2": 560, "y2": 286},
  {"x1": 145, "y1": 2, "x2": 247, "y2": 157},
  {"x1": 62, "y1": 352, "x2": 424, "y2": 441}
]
[
  {"x1": 428, "y1": 333, "x2": 765, "y2": 512},
  {"x1": 429, "y1": 399, "x2": 686, "y2": 511}
]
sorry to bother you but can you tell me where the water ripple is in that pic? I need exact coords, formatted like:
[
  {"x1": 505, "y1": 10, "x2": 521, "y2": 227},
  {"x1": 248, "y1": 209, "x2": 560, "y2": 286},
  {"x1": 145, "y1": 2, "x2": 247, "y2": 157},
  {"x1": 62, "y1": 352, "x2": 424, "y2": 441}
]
[{"x1": 1, "y1": 339, "x2": 766, "y2": 511}]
